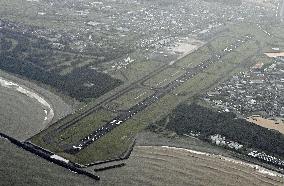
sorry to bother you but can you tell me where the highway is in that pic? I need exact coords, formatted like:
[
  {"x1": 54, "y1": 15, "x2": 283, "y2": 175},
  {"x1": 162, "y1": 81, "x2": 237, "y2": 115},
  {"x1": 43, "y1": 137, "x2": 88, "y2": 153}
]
[{"x1": 66, "y1": 35, "x2": 253, "y2": 154}]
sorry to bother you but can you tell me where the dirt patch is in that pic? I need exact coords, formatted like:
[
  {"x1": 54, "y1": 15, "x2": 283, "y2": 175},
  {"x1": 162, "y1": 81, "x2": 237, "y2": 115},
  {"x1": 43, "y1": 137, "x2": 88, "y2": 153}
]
[
  {"x1": 247, "y1": 116, "x2": 284, "y2": 134},
  {"x1": 264, "y1": 52, "x2": 284, "y2": 58},
  {"x1": 166, "y1": 37, "x2": 204, "y2": 55},
  {"x1": 166, "y1": 37, "x2": 204, "y2": 65}
]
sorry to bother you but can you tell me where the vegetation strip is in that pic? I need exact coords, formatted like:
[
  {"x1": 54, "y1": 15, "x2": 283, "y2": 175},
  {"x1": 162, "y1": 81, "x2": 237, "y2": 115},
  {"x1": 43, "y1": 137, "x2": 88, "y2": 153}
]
[{"x1": 77, "y1": 139, "x2": 135, "y2": 168}]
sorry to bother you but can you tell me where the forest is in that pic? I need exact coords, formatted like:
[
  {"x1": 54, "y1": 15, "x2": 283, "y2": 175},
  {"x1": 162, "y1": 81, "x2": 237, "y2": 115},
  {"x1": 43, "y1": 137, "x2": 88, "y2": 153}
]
[
  {"x1": 0, "y1": 30, "x2": 122, "y2": 101},
  {"x1": 165, "y1": 103, "x2": 284, "y2": 158}
]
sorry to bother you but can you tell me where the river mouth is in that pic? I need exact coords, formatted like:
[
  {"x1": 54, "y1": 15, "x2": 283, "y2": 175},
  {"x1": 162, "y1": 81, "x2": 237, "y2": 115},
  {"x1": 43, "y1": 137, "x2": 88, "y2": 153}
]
[{"x1": 0, "y1": 77, "x2": 54, "y2": 141}]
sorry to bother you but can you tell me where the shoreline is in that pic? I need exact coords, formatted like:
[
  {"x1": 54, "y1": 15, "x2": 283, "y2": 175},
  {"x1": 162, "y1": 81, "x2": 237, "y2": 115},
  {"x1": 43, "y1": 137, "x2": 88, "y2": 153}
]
[
  {"x1": 0, "y1": 77, "x2": 54, "y2": 126},
  {"x1": 0, "y1": 69, "x2": 74, "y2": 122},
  {"x1": 135, "y1": 131, "x2": 284, "y2": 177},
  {"x1": 0, "y1": 70, "x2": 73, "y2": 140},
  {"x1": 139, "y1": 145, "x2": 284, "y2": 178}
]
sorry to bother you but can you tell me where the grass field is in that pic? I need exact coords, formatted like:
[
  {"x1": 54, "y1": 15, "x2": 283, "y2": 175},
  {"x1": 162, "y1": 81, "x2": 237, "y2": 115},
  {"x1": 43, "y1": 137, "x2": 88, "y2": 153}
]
[
  {"x1": 58, "y1": 108, "x2": 115, "y2": 144},
  {"x1": 106, "y1": 88, "x2": 154, "y2": 111},
  {"x1": 143, "y1": 67, "x2": 185, "y2": 88},
  {"x1": 109, "y1": 59, "x2": 163, "y2": 82},
  {"x1": 175, "y1": 45, "x2": 212, "y2": 68}
]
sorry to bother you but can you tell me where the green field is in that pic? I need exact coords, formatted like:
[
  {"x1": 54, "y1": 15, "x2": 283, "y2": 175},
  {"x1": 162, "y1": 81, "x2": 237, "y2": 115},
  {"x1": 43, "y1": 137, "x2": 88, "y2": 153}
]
[
  {"x1": 58, "y1": 109, "x2": 115, "y2": 144},
  {"x1": 175, "y1": 45, "x2": 212, "y2": 68},
  {"x1": 106, "y1": 88, "x2": 154, "y2": 111},
  {"x1": 143, "y1": 67, "x2": 185, "y2": 88},
  {"x1": 109, "y1": 59, "x2": 163, "y2": 82}
]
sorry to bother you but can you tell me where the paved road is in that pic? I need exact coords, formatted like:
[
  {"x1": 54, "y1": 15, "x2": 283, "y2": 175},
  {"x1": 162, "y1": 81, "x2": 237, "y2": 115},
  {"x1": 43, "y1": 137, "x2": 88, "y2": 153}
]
[{"x1": 67, "y1": 35, "x2": 253, "y2": 154}]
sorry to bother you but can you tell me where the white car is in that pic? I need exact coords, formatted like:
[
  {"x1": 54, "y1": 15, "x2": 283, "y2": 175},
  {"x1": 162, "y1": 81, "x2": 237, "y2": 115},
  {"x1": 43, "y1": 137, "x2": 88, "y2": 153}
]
[
  {"x1": 73, "y1": 146, "x2": 82, "y2": 150},
  {"x1": 116, "y1": 121, "x2": 123, "y2": 125}
]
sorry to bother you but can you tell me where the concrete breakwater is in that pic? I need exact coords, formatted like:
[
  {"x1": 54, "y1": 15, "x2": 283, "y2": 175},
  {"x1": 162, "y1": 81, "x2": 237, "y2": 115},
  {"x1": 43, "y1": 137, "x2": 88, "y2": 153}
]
[{"x1": 0, "y1": 132, "x2": 100, "y2": 180}]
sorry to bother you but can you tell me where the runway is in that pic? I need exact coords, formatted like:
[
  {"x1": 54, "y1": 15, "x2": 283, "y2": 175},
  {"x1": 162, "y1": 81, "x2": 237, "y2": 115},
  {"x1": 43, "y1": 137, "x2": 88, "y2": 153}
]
[{"x1": 66, "y1": 35, "x2": 253, "y2": 153}]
